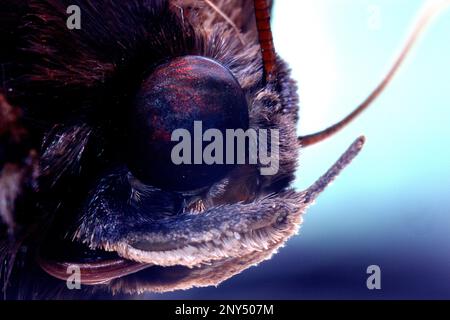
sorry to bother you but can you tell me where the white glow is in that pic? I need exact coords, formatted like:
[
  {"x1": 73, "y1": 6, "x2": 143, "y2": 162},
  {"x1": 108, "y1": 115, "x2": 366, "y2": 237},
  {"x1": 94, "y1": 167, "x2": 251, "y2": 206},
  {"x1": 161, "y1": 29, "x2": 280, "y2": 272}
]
[{"x1": 272, "y1": 1, "x2": 337, "y2": 135}]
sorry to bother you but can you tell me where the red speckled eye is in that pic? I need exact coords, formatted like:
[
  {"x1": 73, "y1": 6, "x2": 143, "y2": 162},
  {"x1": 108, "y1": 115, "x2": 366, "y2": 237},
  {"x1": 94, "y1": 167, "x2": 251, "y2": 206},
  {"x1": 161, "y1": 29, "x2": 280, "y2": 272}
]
[{"x1": 126, "y1": 56, "x2": 249, "y2": 191}]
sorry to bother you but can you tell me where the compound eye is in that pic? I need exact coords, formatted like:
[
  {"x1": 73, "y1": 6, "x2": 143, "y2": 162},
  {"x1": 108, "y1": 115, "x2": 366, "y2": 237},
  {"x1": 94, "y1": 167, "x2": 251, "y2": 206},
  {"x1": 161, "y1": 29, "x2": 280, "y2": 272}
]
[{"x1": 126, "y1": 56, "x2": 249, "y2": 191}]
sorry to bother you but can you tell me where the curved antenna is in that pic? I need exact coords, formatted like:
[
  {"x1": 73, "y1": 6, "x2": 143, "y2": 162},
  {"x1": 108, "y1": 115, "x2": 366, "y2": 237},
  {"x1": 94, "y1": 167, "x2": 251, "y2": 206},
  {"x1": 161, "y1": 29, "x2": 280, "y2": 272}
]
[
  {"x1": 254, "y1": 0, "x2": 277, "y2": 83},
  {"x1": 299, "y1": 1, "x2": 450, "y2": 147}
]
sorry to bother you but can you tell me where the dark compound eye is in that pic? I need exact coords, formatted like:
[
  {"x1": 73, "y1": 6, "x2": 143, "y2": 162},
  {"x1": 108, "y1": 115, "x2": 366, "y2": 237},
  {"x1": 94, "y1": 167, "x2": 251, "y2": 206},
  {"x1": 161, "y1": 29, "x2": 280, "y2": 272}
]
[{"x1": 126, "y1": 56, "x2": 249, "y2": 191}]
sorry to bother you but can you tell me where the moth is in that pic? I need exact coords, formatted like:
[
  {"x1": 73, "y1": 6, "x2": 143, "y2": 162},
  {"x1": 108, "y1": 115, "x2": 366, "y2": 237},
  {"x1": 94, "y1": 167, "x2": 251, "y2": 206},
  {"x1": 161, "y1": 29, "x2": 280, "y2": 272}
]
[{"x1": 0, "y1": 0, "x2": 441, "y2": 299}]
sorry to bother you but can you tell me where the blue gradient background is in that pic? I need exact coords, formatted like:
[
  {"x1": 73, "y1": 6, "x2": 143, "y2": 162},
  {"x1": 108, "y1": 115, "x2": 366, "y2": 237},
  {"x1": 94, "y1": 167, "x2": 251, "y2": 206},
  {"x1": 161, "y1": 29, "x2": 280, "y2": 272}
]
[{"x1": 144, "y1": 0, "x2": 450, "y2": 299}]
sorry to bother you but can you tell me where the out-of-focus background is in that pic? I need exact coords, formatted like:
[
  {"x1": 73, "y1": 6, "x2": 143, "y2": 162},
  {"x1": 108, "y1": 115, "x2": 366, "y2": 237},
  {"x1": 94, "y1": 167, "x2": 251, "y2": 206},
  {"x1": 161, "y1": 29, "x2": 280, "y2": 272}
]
[{"x1": 146, "y1": 0, "x2": 450, "y2": 299}]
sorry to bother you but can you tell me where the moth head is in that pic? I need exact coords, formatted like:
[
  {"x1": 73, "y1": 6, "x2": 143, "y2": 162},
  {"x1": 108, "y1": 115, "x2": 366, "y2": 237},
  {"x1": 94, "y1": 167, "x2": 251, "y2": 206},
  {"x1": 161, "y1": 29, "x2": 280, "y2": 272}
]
[
  {"x1": 1, "y1": 0, "x2": 373, "y2": 297},
  {"x1": 28, "y1": 0, "x2": 303, "y2": 292}
]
